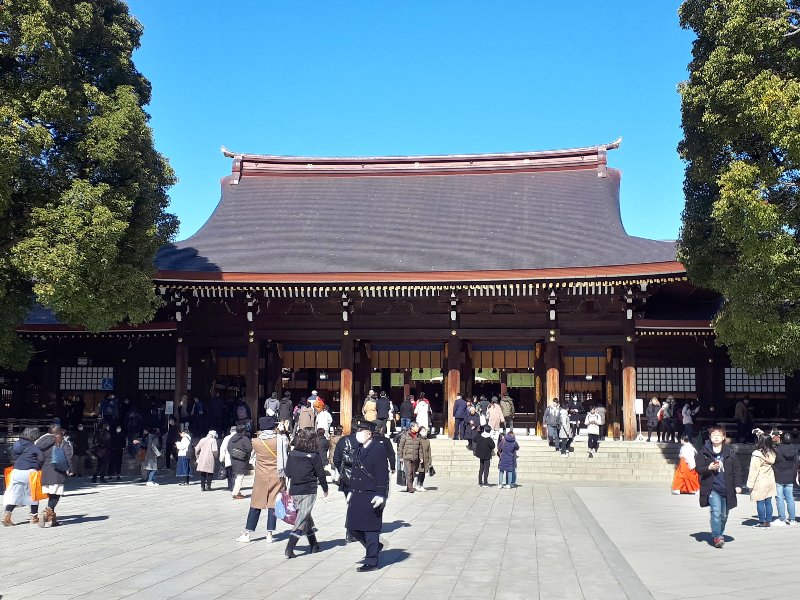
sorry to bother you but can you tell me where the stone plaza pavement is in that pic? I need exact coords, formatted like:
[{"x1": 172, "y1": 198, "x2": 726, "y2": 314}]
[{"x1": 0, "y1": 473, "x2": 798, "y2": 600}]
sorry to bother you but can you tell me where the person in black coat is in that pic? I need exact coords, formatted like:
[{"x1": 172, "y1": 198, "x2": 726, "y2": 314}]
[
  {"x1": 373, "y1": 427, "x2": 396, "y2": 479},
  {"x1": 773, "y1": 431, "x2": 798, "y2": 525},
  {"x1": 346, "y1": 419, "x2": 389, "y2": 572},
  {"x1": 473, "y1": 425, "x2": 496, "y2": 486},
  {"x1": 375, "y1": 392, "x2": 391, "y2": 431},
  {"x1": 453, "y1": 394, "x2": 468, "y2": 440},
  {"x1": 228, "y1": 426, "x2": 253, "y2": 499},
  {"x1": 91, "y1": 422, "x2": 112, "y2": 483},
  {"x1": 399, "y1": 396, "x2": 415, "y2": 429},
  {"x1": 284, "y1": 428, "x2": 328, "y2": 558},
  {"x1": 109, "y1": 425, "x2": 126, "y2": 480},
  {"x1": 464, "y1": 406, "x2": 481, "y2": 451},
  {"x1": 696, "y1": 426, "x2": 743, "y2": 548}
]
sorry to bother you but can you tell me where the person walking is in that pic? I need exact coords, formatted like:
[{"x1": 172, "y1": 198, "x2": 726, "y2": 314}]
[
  {"x1": 585, "y1": 405, "x2": 602, "y2": 458},
  {"x1": 236, "y1": 416, "x2": 288, "y2": 543},
  {"x1": 474, "y1": 425, "x2": 495, "y2": 487},
  {"x1": 362, "y1": 393, "x2": 378, "y2": 423},
  {"x1": 399, "y1": 395, "x2": 415, "y2": 430},
  {"x1": 375, "y1": 391, "x2": 391, "y2": 431},
  {"x1": 747, "y1": 430, "x2": 777, "y2": 528},
  {"x1": 164, "y1": 416, "x2": 180, "y2": 470},
  {"x1": 773, "y1": 431, "x2": 798, "y2": 526},
  {"x1": 397, "y1": 423, "x2": 424, "y2": 493},
  {"x1": 415, "y1": 426, "x2": 433, "y2": 492},
  {"x1": 72, "y1": 423, "x2": 90, "y2": 477},
  {"x1": 2, "y1": 427, "x2": 45, "y2": 526},
  {"x1": 672, "y1": 436, "x2": 700, "y2": 495},
  {"x1": 284, "y1": 428, "x2": 328, "y2": 558},
  {"x1": 414, "y1": 395, "x2": 431, "y2": 430},
  {"x1": 500, "y1": 394, "x2": 515, "y2": 434},
  {"x1": 218, "y1": 425, "x2": 237, "y2": 492},
  {"x1": 453, "y1": 394, "x2": 468, "y2": 440},
  {"x1": 681, "y1": 401, "x2": 700, "y2": 440},
  {"x1": 228, "y1": 425, "x2": 253, "y2": 499},
  {"x1": 316, "y1": 404, "x2": 333, "y2": 435},
  {"x1": 646, "y1": 398, "x2": 661, "y2": 442},
  {"x1": 109, "y1": 424, "x2": 125, "y2": 480},
  {"x1": 175, "y1": 430, "x2": 193, "y2": 486},
  {"x1": 195, "y1": 430, "x2": 219, "y2": 492},
  {"x1": 498, "y1": 430, "x2": 519, "y2": 488},
  {"x1": 734, "y1": 398, "x2": 752, "y2": 443},
  {"x1": 696, "y1": 426, "x2": 743, "y2": 548},
  {"x1": 558, "y1": 400, "x2": 572, "y2": 456},
  {"x1": 141, "y1": 428, "x2": 162, "y2": 486},
  {"x1": 278, "y1": 391, "x2": 294, "y2": 431},
  {"x1": 345, "y1": 419, "x2": 389, "y2": 572},
  {"x1": 487, "y1": 399, "x2": 504, "y2": 436},
  {"x1": 568, "y1": 395, "x2": 584, "y2": 438},
  {"x1": 35, "y1": 425, "x2": 73, "y2": 527},
  {"x1": 91, "y1": 422, "x2": 111, "y2": 483},
  {"x1": 544, "y1": 399, "x2": 561, "y2": 449},
  {"x1": 464, "y1": 405, "x2": 481, "y2": 452},
  {"x1": 659, "y1": 398, "x2": 675, "y2": 443},
  {"x1": 296, "y1": 397, "x2": 316, "y2": 432}
]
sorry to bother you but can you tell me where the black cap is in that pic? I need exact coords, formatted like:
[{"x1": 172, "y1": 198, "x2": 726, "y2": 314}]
[
  {"x1": 353, "y1": 418, "x2": 376, "y2": 432},
  {"x1": 259, "y1": 416, "x2": 277, "y2": 430}
]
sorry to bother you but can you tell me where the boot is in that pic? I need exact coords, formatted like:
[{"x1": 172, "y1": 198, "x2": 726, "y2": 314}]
[
  {"x1": 307, "y1": 533, "x2": 321, "y2": 553},
  {"x1": 29, "y1": 512, "x2": 39, "y2": 525},
  {"x1": 285, "y1": 535, "x2": 299, "y2": 559},
  {"x1": 2, "y1": 511, "x2": 13, "y2": 527},
  {"x1": 48, "y1": 508, "x2": 60, "y2": 527},
  {"x1": 200, "y1": 479, "x2": 206, "y2": 492}
]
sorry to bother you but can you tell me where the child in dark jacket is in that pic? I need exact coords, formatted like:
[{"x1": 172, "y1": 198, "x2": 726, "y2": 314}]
[
  {"x1": 473, "y1": 426, "x2": 495, "y2": 487},
  {"x1": 498, "y1": 431, "x2": 519, "y2": 488}
]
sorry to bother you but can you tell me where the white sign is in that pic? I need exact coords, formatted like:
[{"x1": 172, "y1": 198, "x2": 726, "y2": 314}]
[
  {"x1": 165, "y1": 401, "x2": 174, "y2": 415},
  {"x1": 634, "y1": 397, "x2": 644, "y2": 415}
]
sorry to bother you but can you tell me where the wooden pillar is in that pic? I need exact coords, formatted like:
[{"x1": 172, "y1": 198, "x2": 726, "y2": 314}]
[
  {"x1": 606, "y1": 347, "x2": 621, "y2": 439},
  {"x1": 446, "y1": 337, "x2": 461, "y2": 438},
  {"x1": 403, "y1": 370, "x2": 411, "y2": 402},
  {"x1": 500, "y1": 370, "x2": 508, "y2": 398},
  {"x1": 340, "y1": 336, "x2": 354, "y2": 434},
  {"x1": 174, "y1": 337, "x2": 189, "y2": 406},
  {"x1": 463, "y1": 342, "x2": 474, "y2": 399},
  {"x1": 245, "y1": 336, "x2": 259, "y2": 423},
  {"x1": 265, "y1": 341, "x2": 282, "y2": 397},
  {"x1": 622, "y1": 343, "x2": 637, "y2": 441},
  {"x1": 545, "y1": 341, "x2": 560, "y2": 408},
  {"x1": 534, "y1": 342, "x2": 545, "y2": 436}
]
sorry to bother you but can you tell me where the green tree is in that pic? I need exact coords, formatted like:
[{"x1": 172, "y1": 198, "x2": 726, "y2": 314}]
[
  {"x1": 678, "y1": 0, "x2": 800, "y2": 372},
  {"x1": 0, "y1": 0, "x2": 177, "y2": 369}
]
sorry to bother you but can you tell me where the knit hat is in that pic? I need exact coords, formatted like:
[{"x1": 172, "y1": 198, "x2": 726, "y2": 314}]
[{"x1": 259, "y1": 416, "x2": 277, "y2": 430}]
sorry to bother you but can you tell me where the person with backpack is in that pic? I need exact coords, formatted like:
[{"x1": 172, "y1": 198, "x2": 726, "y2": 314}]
[
  {"x1": 227, "y1": 424, "x2": 253, "y2": 499},
  {"x1": 544, "y1": 398, "x2": 561, "y2": 449},
  {"x1": 35, "y1": 425, "x2": 73, "y2": 527},
  {"x1": 278, "y1": 391, "x2": 294, "y2": 430},
  {"x1": 499, "y1": 394, "x2": 515, "y2": 434},
  {"x1": 263, "y1": 392, "x2": 280, "y2": 417},
  {"x1": 175, "y1": 430, "x2": 193, "y2": 485},
  {"x1": 474, "y1": 425, "x2": 495, "y2": 487}
]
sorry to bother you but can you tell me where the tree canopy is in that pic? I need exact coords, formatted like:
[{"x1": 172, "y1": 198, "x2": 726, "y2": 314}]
[
  {"x1": 0, "y1": 0, "x2": 177, "y2": 369},
  {"x1": 678, "y1": 0, "x2": 800, "y2": 373}
]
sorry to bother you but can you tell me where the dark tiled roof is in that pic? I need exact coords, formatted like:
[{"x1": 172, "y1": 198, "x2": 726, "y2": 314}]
[{"x1": 156, "y1": 168, "x2": 676, "y2": 274}]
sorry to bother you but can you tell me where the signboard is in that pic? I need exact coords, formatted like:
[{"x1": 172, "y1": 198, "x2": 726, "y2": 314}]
[
  {"x1": 634, "y1": 397, "x2": 644, "y2": 415},
  {"x1": 165, "y1": 401, "x2": 174, "y2": 415},
  {"x1": 77, "y1": 356, "x2": 89, "y2": 366},
  {"x1": 101, "y1": 378, "x2": 114, "y2": 391}
]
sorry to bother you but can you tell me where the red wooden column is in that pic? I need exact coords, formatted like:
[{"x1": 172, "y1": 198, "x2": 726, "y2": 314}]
[
  {"x1": 446, "y1": 336, "x2": 461, "y2": 438},
  {"x1": 340, "y1": 336, "x2": 354, "y2": 434},
  {"x1": 622, "y1": 343, "x2": 637, "y2": 441},
  {"x1": 245, "y1": 333, "x2": 260, "y2": 423},
  {"x1": 545, "y1": 341, "x2": 561, "y2": 408},
  {"x1": 534, "y1": 343, "x2": 546, "y2": 436},
  {"x1": 174, "y1": 336, "x2": 189, "y2": 406}
]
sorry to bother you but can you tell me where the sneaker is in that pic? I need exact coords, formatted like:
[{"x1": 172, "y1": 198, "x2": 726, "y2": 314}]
[
  {"x1": 417, "y1": 486, "x2": 426, "y2": 492},
  {"x1": 772, "y1": 520, "x2": 787, "y2": 527},
  {"x1": 236, "y1": 532, "x2": 250, "y2": 543},
  {"x1": 713, "y1": 536, "x2": 724, "y2": 548},
  {"x1": 671, "y1": 490, "x2": 681, "y2": 495},
  {"x1": 754, "y1": 522, "x2": 770, "y2": 528},
  {"x1": 786, "y1": 521, "x2": 795, "y2": 526},
  {"x1": 145, "y1": 481, "x2": 155, "y2": 487},
  {"x1": 265, "y1": 531, "x2": 273, "y2": 544}
]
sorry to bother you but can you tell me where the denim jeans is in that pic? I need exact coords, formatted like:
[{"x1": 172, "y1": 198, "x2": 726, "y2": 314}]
[
  {"x1": 146, "y1": 469, "x2": 157, "y2": 483},
  {"x1": 775, "y1": 483, "x2": 796, "y2": 522},
  {"x1": 708, "y1": 490, "x2": 728, "y2": 538},
  {"x1": 683, "y1": 423, "x2": 693, "y2": 440},
  {"x1": 756, "y1": 498, "x2": 774, "y2": 523},
  {"x1": 400, "y1": 418, "x2": 411, "y2": 429},
  {"x1": 245, "y1": 507, "x2": 276, "y2": 532},
  {"x1": 499, "y1": 470, "x2": 516, "y2": 486}
]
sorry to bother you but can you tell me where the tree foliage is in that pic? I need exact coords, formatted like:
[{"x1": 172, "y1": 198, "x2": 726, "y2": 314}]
[
  {"x1": 0, "y1": 0, "x2": 177, "y2": 369},
  {"x1": 678, "y1": 0, "x2": 800, "y2": 372}
]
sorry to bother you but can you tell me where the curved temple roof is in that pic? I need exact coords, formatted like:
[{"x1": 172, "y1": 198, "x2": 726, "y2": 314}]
[{"x1": 156, "y1": 142, "x2": 678, "y2": 281}]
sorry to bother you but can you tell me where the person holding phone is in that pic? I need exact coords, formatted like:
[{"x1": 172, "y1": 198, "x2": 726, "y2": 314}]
[{"x1": 696, "y1": 425, "x2": 743, "y2": 548}]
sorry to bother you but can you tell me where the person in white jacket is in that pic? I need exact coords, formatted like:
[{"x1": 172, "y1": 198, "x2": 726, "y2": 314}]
[
  {"x1": 175, "y1": 431, "x2": 192, "y2": 486},
  {"x1": 584, "y1": 406, "x2": 602, "y2": 458},
  {"x1": 315, "y1": 406, "x2": 333, "y2": 437},
  {"x1": 218, "y1": 426, "x2": 236, "y2": 492}
]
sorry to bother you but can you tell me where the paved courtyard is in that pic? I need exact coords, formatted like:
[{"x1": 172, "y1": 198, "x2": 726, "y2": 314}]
[{"x1": 1, "y1": 473, "x2": 798, "y2": 600}]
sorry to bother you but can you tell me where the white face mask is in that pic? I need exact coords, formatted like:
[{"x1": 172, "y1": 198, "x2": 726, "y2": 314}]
[
  {"x1": 116, "y1": 428, "x2": 122, "y2": 433},
  {"x1": 355, "y1": 431, "x2": 371, "y2": 444},
  {"x1": 420, "y1": 431, "x2": 427, "y2": 438}
]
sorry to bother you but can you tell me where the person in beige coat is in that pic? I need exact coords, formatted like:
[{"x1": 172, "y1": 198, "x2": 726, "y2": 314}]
[
  {"x1": 195, "y1": 431, "x2": 219, "y2": 492},
  {"x1": 236, "y1": 416, "x2": 287, "y2": 543},
  {"x1": 747, "y1": 431, "x2": 777, "y2": 527},
  {"x1": 362, "y1": 397, "x2": 378, "y2": 422}
]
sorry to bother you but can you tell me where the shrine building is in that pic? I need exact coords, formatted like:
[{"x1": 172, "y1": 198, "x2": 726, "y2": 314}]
[{"x1": 5, "y1": 140, "x2": 797, "y2": 436}]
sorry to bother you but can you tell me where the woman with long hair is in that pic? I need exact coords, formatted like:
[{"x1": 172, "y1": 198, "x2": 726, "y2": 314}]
[
  {"x1": 3, "y1": 427, "x2": 44, "y2": 526},
  {"x1": 35, "y1": 425, "x2": 74, "y2": 527},
  {"x1": 747, "y1": 430, "x2": 777, "y2": 527},
  {"x1": 773, "y1": 430, "x2": 798, "y2": 526},
  {"x1": 284, "y1": 428, "x2": 328, "y2": 558}
]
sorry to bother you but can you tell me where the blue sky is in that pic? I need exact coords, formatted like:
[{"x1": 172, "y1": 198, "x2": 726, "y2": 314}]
[{"x1": 127, "y1": 1, "x2": 693, "y2": 242}]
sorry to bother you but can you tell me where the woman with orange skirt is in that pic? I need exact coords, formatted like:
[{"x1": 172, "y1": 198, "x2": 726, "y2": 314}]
[{"x1": 672, "y1": 435, "x2": 700, "y2": 494}]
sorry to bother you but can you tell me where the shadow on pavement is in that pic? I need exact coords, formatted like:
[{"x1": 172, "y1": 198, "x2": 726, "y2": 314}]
[
  {"x1": 380, "y1": 549, "x2": 410, "y2": 567},
  {"x1": 689, "y1": 532, "x2": 735, "y2": 546},
  {"x1": 382, "y1": 520, "x2": 411, "y2": 533},
  {"x1": 58, "y1": 514, "x2": 110, "y2": 525}
]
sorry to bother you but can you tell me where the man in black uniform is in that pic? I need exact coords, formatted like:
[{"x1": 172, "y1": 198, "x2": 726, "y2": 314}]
[{"x1": 346, "y1": 419, "x2": 389, "y2": 572}]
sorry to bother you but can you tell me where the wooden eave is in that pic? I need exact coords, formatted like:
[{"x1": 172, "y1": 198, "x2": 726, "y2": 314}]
[
  {"x1": 635, "y1": 319, "x2": 715, "y2": 337},
  {"x1": 16, "y1": 322, "x2": 177, "y2": 336}
]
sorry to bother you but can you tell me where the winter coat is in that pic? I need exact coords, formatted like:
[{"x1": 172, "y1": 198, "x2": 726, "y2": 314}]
[
  {"x1": 228, "y1": 433, "x2": 253, "y2": 476},
  {"x1": 316, "y1": 409, "x2": 333, "y2": 432},
  {"x1": 376, "y1": 396, "x2": 391, "y2": 420},
  {"x1": 773, "y1": 443, "x2": 799, "y2": 485},
  {"x1": 464, "y1": 413, "x2": 481, "y2": 440},
  {"x1": 92, "y1": 429, "x2": 112, "y2": 458},
  {"x1": 399, "y1": 400, "x2": 415, "y2": 420},
  {"x1": 176, "y1": 435, "x2": 191, "y2": 457},
  {"x1": 398, "y1": 431, "x2": 424, "y2": 463},
  {"x1": 453, "y1": 397, "x2": 469, "y2": 419},
  {"x1": 36, "y1": 434, "x2": 73, "y2": 485},
  {"x1": 584, "y1": 412, "x2": 602, "y2": 436},
  {"x1": 544, "y1": 405, "x2": 560, "y2": 427},
  {"x1": 219, "y1": 433, "x2": 234, "y2": 467},
  {"x1": 278, "y1": 398, "x2": 293, "y2": 423},
  {"x1": 195, "y1": 435, "x2": 219, "y2": 474},
  {"x1": 499, "y1": 397, "x2": 515, "y2": 419},
  {"x1": 250, "y1": 432, "x2": 287, "y2": 509},
  {"x1": 143, "y1": 434, "x2": 161, "y2": 471},
  {"x1": 498, "y1": 434, "x2": 519, "y2": 471},
  {"x1": 414, "y1": 400, "x2": 431, "y2": 429},
  {"x1": 285, "y1": 450, "x2": 328, "y2": 496},
  {"x1": 72, "y1": 428, "x2": 89, "y2": 455},
  {"x1": 473, "y1": 433, "x2": 496, "y2": 460},
  {"x1": 417, "y1": 437, "x2": 432, "y2": 473},
  {"x1": 296, "y1": 406, "x2": 316, "y2": 430},
  {"x1": 558, "y1": 409, "x2": 571, "y2": 439},
  {"x1": 362, "y1": 399, "x2": 378, "y2": 422},
  {"x1": 645, "y1": 403, "x2": 660, "y2": 428},
  {"x1": 13, "y1": 438, "x2": 44, "y2": 471},
  {"x1": 487, "y1": 404, "x2": 504, "y2": 430},
  {"x1": 696, "y1": 442, "x2": 743, "y2": 509},
  {"x1": 681, "y1": 404, "x2": 699, "y2": 425},
  {"x1": 746, "y1": 449, "x2": 776, "y2": 501}
]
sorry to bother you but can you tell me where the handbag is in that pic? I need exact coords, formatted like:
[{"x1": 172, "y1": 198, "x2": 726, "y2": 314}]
[
  {"x1": 274, "y1": 489, "x2": 297, "y2": 525},
  {"x1": 229, "y1": 445, "x2": 248, "y2": 461},
  {"x1": 137, "y1": 447, "x2": 146, "y2": 462},
  {"x1": 51, "y1": 445, "x2": 70, "y2": 472},
  {"x1": 29, "y1": 470, "x2": 48, "y2": 502},
  {"x1": 3, "y1": 465, "x2": 11, "y2": 489},
  {"x1": 428, "y1": 465, "x2": 435, "y2": 477}
]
